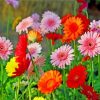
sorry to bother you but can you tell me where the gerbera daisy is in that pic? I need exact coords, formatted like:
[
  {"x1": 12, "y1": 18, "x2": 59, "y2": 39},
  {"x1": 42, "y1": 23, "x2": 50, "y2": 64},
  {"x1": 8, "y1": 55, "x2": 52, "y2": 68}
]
[
  {"x1": 51, "y1": 45, "x2": 74, "y2": 68},
  {"x1": 62, "y1": 14, "x2": 89, "y2": 43},
  {"x1": 28, "y1": 42, "x2": 42, "y2": 58},
  {"x1": 81, "y1": 55, "x2": 90, "y2": 62},
  {"x1": 66, "y1": 65, "x2": 87, "y2": 88},
  {"x1": 40, "y1": 11, "x2": 61, "y2": 34},
  {"x1": 89, "y1": 20, "x2": 100, "y2": 34},
  {"x1": 0, "y1": 36, "x2": 13, "y2": 60},
  {"x1": 38, "y1": 70, "x2": 62, "y2": 94},
  {"x1": 46, "y1": 33, "x2": 62, "y2": 45},
  {"x1": 78, "y1": 31, "x2": 100, "y2": 57},
  {"x1": 80, "y1": 85, "x2": 99, "y2": 100},
  {"x1": 6, "y1": 34, "x2": 30, "y2": 77},
  {"x1": 33, "y1": 96, "x2": 46, "y2": 100},
  {"x1": 27, "y1": 29, "x2": 42, "y2": 42},
  {"x1": 5, "y1": 0, "x2": 19, "y2": 8},
  {"x1": 16, "y1": 17, "x2": 33, "y2": 33}
]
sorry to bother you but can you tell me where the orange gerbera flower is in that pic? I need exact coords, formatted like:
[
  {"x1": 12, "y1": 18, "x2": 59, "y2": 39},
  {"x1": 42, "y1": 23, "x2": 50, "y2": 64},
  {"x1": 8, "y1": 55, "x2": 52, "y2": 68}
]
[
  {"x1": 38, "y1": 70, "x2": 62, "y2": 94},
  {"x1": 62, "y1": 14, "x2": 89, "y2": 43},
  {"x1": 27, "y1": 29, "x2": 42, "y2": 42}
]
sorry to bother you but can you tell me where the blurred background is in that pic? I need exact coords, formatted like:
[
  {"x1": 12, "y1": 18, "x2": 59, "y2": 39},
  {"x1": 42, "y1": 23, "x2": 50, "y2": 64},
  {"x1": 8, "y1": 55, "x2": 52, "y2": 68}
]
[{"x1": 0, "y1": 0, "x2": 100, "y2": 44}]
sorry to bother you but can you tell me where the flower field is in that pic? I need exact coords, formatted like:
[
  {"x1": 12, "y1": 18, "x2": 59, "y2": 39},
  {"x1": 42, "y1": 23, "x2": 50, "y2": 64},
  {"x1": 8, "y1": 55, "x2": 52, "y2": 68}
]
[{"x1": 0, "y1": 0, "x2": 100, "y2": 100}]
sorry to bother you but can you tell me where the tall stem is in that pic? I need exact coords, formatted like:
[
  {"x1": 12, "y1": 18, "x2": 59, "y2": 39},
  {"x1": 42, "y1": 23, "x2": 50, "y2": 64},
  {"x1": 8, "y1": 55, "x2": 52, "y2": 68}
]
[
  {"x1": 98, "y1": 55, "x2": 100, "y2": 80},
  {"x1": 28, "y1": 79, "x2": 31, "y2": 100},
  {"x1": 74, "y1": 0, "x2": 77, "y2": 15},
  {"x1": 62, "y1": 69, "x2": 67, "y2": 100},
  {"x1": 16, "y1": 77, "x2": 20, "y2": 100},
  {"x1": 1, "y1": 63, "x2": 3, "y2": 100},
  {"x1": 91, "y1": 58, "x2": 94, "y2": 86}
]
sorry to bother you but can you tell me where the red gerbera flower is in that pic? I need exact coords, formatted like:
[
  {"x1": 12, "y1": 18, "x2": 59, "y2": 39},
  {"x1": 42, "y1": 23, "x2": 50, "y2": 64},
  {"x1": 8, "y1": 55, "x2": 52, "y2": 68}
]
[
  {"x1": 11, "y1": 34, "x2": 30, "y2": 77},
  {"x1": 81, "y1": 85, "x2": 99, "y2": 100},
  {"x1": 46, "y1": 33, "x2": 62, "y2": 45},
  {"x1": 66, "y1": 65, "x2": 87, "y2": 88}
]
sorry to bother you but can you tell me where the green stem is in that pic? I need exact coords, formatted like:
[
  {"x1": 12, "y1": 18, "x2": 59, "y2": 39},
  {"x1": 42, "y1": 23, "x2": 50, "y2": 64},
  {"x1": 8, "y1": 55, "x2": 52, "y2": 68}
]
[
  {"x1": 63, "y1": 69, "x2": 67, "y2": 100},
  {"x1": 85, "y1": 10, "x2": 89, "y2": 18},
  {"x1": 28, "y1": 79, "x2": 31, "y2": 100},
  {"x1": 98, "y1": 55, "x2": 100, "y2": 80},
  {"x1": 52, "y1": 93, "x2": 56, "y2": 100},
  {"x1": 16, "y1": 77, "x2": 20, "y2": 100},
  {"x1": 1, "y1": 63, "x2": 3, "y2": 100},
  {"x1": 91, "y1": 58, "x2": 94, "y2": 86},
  {"x1": 51, "y1": 40, "x2": 54, "y2": 51},
  {"x1": 74, "y1": 0, "x2": 77, "y2": 15},
  {"x1": 74, "y1": 41, "x2": 76, "y2": 56}
]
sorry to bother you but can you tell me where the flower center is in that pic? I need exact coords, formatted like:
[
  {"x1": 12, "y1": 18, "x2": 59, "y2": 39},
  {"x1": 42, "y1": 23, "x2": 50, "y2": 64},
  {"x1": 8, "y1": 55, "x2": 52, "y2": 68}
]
[
  {"x1": 29, "y1": 48, "x2": 36, "y2": 54},
  {"x1": 69, "y1": 23, "x2": 78, "y2": 33},
  {"x1": 88, "y1": 41, "x2": 95, "y2": 49},
  {"x1": 74, "y1": 75, "x2": 79, "y2": 81},
  {"x1": 46, "y1": 79, "x2": 56, "y2": 89},
  {"x1": 47, "y1": 19, "x2": 55, "y2": 27},
  {"x1": 57, "y1": 52, "x2": 68, "y2": 61}
]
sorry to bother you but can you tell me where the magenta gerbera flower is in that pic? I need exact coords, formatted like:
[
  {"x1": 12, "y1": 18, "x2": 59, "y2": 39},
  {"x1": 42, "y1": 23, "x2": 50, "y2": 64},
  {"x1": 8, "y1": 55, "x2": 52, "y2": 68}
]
[
  {"x1": 78, "y1": 31, "x2": 100, "y2": 57},
  {"x1": 40, "y1": 11, "x2": 61, "y2": 35},
  {"x1": 16, "y1": 17, "x2": 33, "y2": 33},
  {"x1": 0, "y1": 37, "x2": 13, "y2": 60},
  {"x1": 51, "y1": 45, "x2": 74, "y2": 68}
]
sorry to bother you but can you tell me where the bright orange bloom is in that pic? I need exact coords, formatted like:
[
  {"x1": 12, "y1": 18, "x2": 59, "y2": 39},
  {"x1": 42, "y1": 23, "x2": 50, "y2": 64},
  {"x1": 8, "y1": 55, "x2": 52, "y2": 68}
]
[
  {"x1": 27, "y1": 29, "x2": 42, "y2": 42},
  {"x1": 38, "y1": 70, "x2": 62, "y2": 94},
  {"x1": 62, "y1": 14, "x2": 89, "y2": 43}
]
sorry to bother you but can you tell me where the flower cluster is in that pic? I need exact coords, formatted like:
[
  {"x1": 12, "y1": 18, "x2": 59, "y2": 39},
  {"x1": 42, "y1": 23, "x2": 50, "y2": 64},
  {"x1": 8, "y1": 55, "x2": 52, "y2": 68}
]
[{"x1": 2, "y1": 1, "x2": 100, "y2": 99}]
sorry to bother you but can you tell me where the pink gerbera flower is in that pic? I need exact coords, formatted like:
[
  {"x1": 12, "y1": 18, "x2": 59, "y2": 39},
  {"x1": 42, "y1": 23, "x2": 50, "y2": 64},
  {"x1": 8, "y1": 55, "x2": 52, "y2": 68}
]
[
  {"x1": 40, "y1": 11, "x2": 61, "y2": 35},
  {"x1": 16, "y1": 17, "x2": 33, "y2": 33},
  {"x1": 51, "y1": 45, "x2": 74, "y2": 68},
  {"x1": 0, "y1": 37, "x2": 13, "y2": 60},
  {"x1": 78, "y1": 31, "x2": 100, "y2": 57},
  {"x1": 89, "y1": 20, "x2": 100, "y2": 34},
  {"x1": 27, "y1": 42, "x2": 42, "y2": 58}
]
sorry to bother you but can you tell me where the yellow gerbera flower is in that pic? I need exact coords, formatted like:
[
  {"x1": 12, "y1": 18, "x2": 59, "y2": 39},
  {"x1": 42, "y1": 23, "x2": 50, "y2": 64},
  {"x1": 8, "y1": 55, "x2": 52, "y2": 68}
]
[
  {"x1": 33, "y1": 97, "x2": 46, "y2": 100},
  {"x1": 5, "y1": 57, "x2": 19, "y2": 77}
]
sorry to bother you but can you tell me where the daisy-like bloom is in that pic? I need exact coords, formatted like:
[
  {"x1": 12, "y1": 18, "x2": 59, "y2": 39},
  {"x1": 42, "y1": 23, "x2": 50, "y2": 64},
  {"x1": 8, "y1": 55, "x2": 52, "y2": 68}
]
[
  {"x1": 33, "y1": 96, "x2": 46, "y2": 100},
  {"x1": 34, "y1": 55, "x2": 45, "y2": 67},
  {"x1": 51, "y1": 45, "x2": 74, "y2": 68},
  {"x1": 62, "y1": 14, "x2": 89, "y2": 43},
  {"x1": 66, "y1": 65, "x2": 87, "y2": 88},
  {"x1": 5, "y1": 0, "x2": 19, "y2": 8},
  {"x1": 31, "y1": 13, "x2": 40, "y2": 22},
  {"x1": 27, "y1": 29, "x2": 42, "y2": 42},
  {"x1": 0, "y1": 37, "x2": 13, "y2": 60},
  {"x1": 80, "y1": 85, "x2": 99, "y2": 100},
  {"x1": 78, "y1": 31, "x2": 100, "y2": 57},
  {"x1": 46, "y1": 33, "x2": 62, "y2": 45},
  {"x1": 28, "y1": 42, "x2": 42, "y2": 58},
  {"x1": 16, "y1": 17, "x2": 33, "y2": 33},
  {"x1": 89, "y1": 20, "x2": 100, "y2": 34},
  {"x1": 40, "y1": 11, "x2": 61, "y2": 34},
  {"x1": 6, "y1": 34, "x2": 30, "y2": 77},
  {"x1": 38, "y1": 70, "x2": 62, "y2": 94}
]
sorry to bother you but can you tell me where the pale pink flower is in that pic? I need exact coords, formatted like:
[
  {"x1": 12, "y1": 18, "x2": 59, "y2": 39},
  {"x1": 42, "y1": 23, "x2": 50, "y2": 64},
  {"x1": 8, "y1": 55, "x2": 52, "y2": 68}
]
[
  {"x1": 0, "y1": 37, "x2": 13, "y2": 60},
  {"x1": 78, "y1": 31, "x2": 100, "y2": 57},
  {"x1": 16, "y1": 17, "x2": 33, "y2": 33},
  {"x1": 28, "y1": 42, "x2": 42, "y2": 58},
  {"x1": 51, "y1": 45, "x2": 74, "y2": 68},
  {"x1": 34, "y1": 55, "x2": 45, "y2": 67},
  {"x1": 89, "y1": 20, "x2": 100, "y2": 33},
  {"x1": 40, "y1": 11, "x2": 61, "y2": 35}
]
